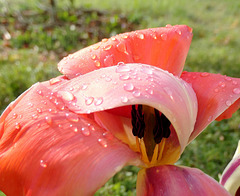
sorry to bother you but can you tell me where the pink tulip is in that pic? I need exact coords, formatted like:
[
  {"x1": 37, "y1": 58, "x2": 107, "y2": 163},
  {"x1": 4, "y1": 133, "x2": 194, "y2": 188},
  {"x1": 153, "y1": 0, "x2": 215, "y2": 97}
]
[
  {"x1": 0, "y1": 25, "x2": 239, "y2": 195},
  {"x1": 220, "y1": 141, "x2": 240, "y2": 195}
]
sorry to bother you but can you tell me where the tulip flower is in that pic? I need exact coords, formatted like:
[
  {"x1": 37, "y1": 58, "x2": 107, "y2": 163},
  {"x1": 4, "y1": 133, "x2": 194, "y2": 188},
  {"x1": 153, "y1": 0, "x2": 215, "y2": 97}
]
[
  {"x1": 0, "y1": 25, "x2": 239, "y2": 195},
  {"x1": 220, "y1": 141, "x2": 240, "y2": 196}
]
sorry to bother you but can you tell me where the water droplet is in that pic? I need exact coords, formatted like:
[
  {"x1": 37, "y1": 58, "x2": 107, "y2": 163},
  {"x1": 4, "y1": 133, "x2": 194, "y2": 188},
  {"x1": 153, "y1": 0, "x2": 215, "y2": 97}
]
[
  {"x1": 133, "y1": 55, "x2": 140, "y2": 61},
  {"x1": 37, "y1": 90, "x2": 43, "y2": 95},
  {"x1": 164, "y1": 87, "x2": 174, "y2": 100},
  {"x1": 98, "y1": 138, "x2": 108, "y2": 148},
  {"x1": 58, "y1": 91, "x2": 75, "y2": 101},
  {"x1": 122, "y1": 35, "x2": 128, "y2": 39},
  {"x1": 146, "y1": 88, "x2": 153, "y2": 95},
  {"x1": 105, "y1": 77, "x2": 112, "y2": 82},
  {"x1": 85, "y1": 97, "x2": 94, "y2": 105},
  {"x1": 119, "y1": 73, "x2": 130, "y2": 80},
  {"x1": 93, "y1": 45, "x2": 100, "y2": 50},
  {"x1": 82, "y1": 127, "x2": 90, "y2": 136},
  {"x1": 161, "y1": 34, "x2": 167, "y2": 41},
  {"x1": 103, "y1": 45, "x2": 112, "y2": 51},
  {"x1": 111, "y1": 37, "x2": 116, "y2": 41},
  {"x1": 91, "y1": 54, "x2": 96, "y2": 60},
  {"x1": 218, "y1": 81, "x2": 226, "y2": 88},
  {"x1": 81, "y1": 83, "x2": 88, "y2": 90},
  {"x1": 66, "y1": 113, "x2": 79, "y2": 122},
  {"x1": 116, "y1": 63, "x2": 130, "y2": 73},
  {"x1": 32, "y1": 114, "x2": 38, "y2": 120},
  {"x1": 224, "y1": 77, "x2": 232, "y2": 82},
  {"x1": 233, "y1": 88, "x2": 240, "y2": 94},
  {"x1": 175, "y1": 29, "x2": 182, "y2": 35},
  {"x1": 45, "y1": 116, "x2": 52, "y2": 125},
  {"x1": 232, "y1": 80, "x2": 238, "y2": 85},
  {"x1": 15, "y1": 122, "x2": 21, "y2": 130},
  {"x1": 208, "y1": 116, "x2": 213, "y2": 122},
  {"x1": 104, "y1": 55, "x2": 114, "y2": 67},
  {"x1": 94, "y1": 60, "x2": 101, "y2": 67},
  {"x1": 214, "y1": 88, "x2": 219, "y2": 93},
  {"x1": 142, "y1": 67, "x2": 153, "y2": 75},
  {"x1": 121, "y1": 96, "x2": 128, "y2": 103},
  {"x1": 73, "y1": 127, "x2": 78, "y2": 132},
  {"x1": 40, "y1": 160, "x2": 47, "y2": 168},
  {"x1": 132, "y1": 90, "x2": 141, "y2": 97},
  {"x1": 49, "y1": 77, "x2": 61, "y2": 85},
  {"x1": 166, "y1": 24, "x2": 172, "y2": 28},
  {"x1": 137, "y1": 33, "x2": 144, "y2": 39},
  {"x1": 116, "y1": 42, "x2": 128, "y2": 54},
  {"x1": 13, "y1": 113, "x2": 18, "y2": 119},
  {"x1": 88, "y1": 124, "x2": 96, "y2": 131},
  {"x1": 28, "y1": 103, "x2": 33, "y2": 107},
  {"x1": 94, "y1": 97, "x2": 103, "y2": 106},
  {"x1": 102, "y1": 38, "x2": 108, "y2": 42},
  {"x1": 200, "y1": 72, "x2": 210, "y2": 77},
  {"x1": 37, "y1": 108, "x2": 42, "y2": 113},
  {"x1": 225, "y1": 100, "x2": 232, "y2": 106},
  {"x1": 124, "y1": 83, "x2": 134, "y2": 91}
]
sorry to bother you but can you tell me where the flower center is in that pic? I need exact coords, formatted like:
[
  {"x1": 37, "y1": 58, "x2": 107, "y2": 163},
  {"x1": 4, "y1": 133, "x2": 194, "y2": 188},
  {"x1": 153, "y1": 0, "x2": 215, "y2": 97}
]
[{"x1": 131, "y1": 105, "x2": 171, "y2": 166}]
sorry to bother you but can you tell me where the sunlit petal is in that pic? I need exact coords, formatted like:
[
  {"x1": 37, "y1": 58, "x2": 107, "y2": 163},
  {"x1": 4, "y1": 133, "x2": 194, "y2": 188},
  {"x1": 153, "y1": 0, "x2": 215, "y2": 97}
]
[
  {"x1": 181, "y1": 71, "x2": 240, "y2": 142},
  {"x1": 50, "y1": 64, "x2": 197, "y2": 161},
  {"x1": 58, "y1": 25, "x2": 192, "y2": 78},
  {"x1": 137, "y1": 165, "x2": 230, "y2": 196},
  {"x1": 0, "y1": 83, "x2": 141, "y2": 196}
]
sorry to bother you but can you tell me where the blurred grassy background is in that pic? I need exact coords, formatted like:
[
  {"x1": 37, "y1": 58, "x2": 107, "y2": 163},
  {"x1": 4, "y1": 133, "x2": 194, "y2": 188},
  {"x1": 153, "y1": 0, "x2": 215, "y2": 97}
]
[{"x1": 0, "y1": 0, "x2": 239, "y2": 195}]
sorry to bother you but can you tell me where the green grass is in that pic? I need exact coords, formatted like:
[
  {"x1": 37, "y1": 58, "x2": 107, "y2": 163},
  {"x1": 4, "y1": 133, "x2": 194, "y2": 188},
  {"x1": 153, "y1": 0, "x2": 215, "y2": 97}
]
[{"x1": 0, "y1": 0, "x2": 239, "y2": 195}]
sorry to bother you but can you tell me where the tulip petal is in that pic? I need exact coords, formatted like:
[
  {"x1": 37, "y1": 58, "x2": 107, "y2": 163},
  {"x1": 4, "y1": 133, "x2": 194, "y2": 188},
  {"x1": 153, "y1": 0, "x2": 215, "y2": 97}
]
[
  {"x1": 49, "y1": 64, "x2": 198, "y2": 161},
  {"x1": 181, "y1": 71, "x2": 240, "y2": 142},
  {"x1": 137, "y1": 165, "x2": 230, "y2": 196},
  {"x1": 58, "y1": 25, "x2": 192, "y2": 78},
  {"x1": 220, "y1": 141, "x2": 240, "y2": 195},
  {"x1": 0, "y1": 83, "x2": 141, "y2": 196}
]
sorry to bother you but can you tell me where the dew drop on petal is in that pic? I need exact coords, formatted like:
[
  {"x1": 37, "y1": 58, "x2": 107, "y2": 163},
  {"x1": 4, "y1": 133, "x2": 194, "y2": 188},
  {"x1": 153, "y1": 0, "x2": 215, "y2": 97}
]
[
  {"x1": 116, "y1": 42, "x2": 128, "y2": 54},
  {"x1": 66, "y1": 113, "x2": 79, "y2": 122},
  {"x1": 103, "y1": 45, "x2": 112, "y2": 51},
  {"x1": 116, "y1": 63, "x2": 130, "y2": 73},
  {"x1": 232, "y1": 80, "x2": 238, "y2": 85},
  {"x1": 137, "y1": 33, "x2": 144, "y2": 39},
  {"x1": 164, "y1": 87, "x2": 174, "y2": 100},
  {"x1": 218, "y1": 81, "x2": 226, "y2": 88},
  {"x1": 161, "y1": 33, "x2": 167, "y2": 41},
  {"x1": 104, "y1": 55, "x2": 114, "y2": 67},
  {"x1": 45, "y1": 116, "x2": 52, "y2": 125},
  {"x1": 49, "y1": 77, "x2": 61, "y2": 85},
  {"x1": 93, "y1": 45, "x2": 100, "y2": 50},
  {"x1": 94, "y1": 97, "x2": 103, "y2": 106},
  {"x1": 94, "y1": 60, "x2": 101, "y2": 67},
  {"x1": 214, "y1": 88, "x2": 219, "y2": 93},
  {"x1": 58, "y1": 91, "x2": 75, "y2": 101},
  {"x1": 119, "y1": 73, "x2": 130, "y2": 80},
  {"x1": 40, "y1": 160, "x2": 47, "y2": 168},
  {"x1": 200, "y1": 72, "x2": 210, "y2": 77},
  {"x1": 121, "y1": 96, "x2": 128, "y2": 103},
  {"x1": 85, "y1": 97, "x2": 94, "y2": 105},
  {"x1": 82, "y1": 127, "x2": 90, "y2": 136},
  {"x1": 13, "y1": 113, "x2": 18, "y2": 119},
  {"x1": 224, "y1": 77, "x2": 232, "y2": 82},
  {"x1": 102, "y1": 38, "x2": 108, "y2": 42},
  {"x1": 98, "y1": 138, "x2": 108, "y2": 148},
  {"x1": 142, "y1": 67, "x2": 153, "y2": 75},
  {"x1": 233, "y1": 88, "x2": 240, "y2": 94},
  {"x1": 225, "y1": 100, "x2": 232, "y2": 106},
  {"x1": 37, "y1": 90, "x2": 43, "y2": 96},
  {"x1": 73, "y1": 127, "x2": 78, "y2": 133},
  {"x1": 37, "y1": 108, "x2": 42, "y2": 113},
  {"x1": 132, "y1": 90, "x2": 141, "y2": 97},
  {"x1": 81, "y1": 83, "x2": 88, "y2": 90},
  {"x1": 32, "y1": 114, "x2": 39, "y2": 120},
  {"x1": 124, "y1": 83, "x2": 134, "y2": 91},
  {"x1": 175, "y1": 29, "x2": 182, "y2": 35},
  {"x1": 15, "y1": 122, "x2": 21, "y2": 130},
  {"x1": 146, "y1": 88, "x2": 154, "y2": 95},
  {"x1": 91, "y1": 54, "x2": 96, "y2": 60}
]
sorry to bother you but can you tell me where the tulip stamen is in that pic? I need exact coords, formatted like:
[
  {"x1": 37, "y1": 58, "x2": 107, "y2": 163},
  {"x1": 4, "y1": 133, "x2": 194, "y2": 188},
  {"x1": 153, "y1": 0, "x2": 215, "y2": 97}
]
[{"x1": 131, "y1": 104, "x2": 171, "y2": 165}]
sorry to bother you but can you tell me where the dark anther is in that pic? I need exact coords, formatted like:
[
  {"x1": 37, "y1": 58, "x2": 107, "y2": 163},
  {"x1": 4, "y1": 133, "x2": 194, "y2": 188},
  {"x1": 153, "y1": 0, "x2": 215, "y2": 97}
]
[
  {"x1": 131, "y1": 105, "x2": 145, "y2": 138},
  {"x1": 153, "y1": 109, "x2": 171, "y2": 144}
]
